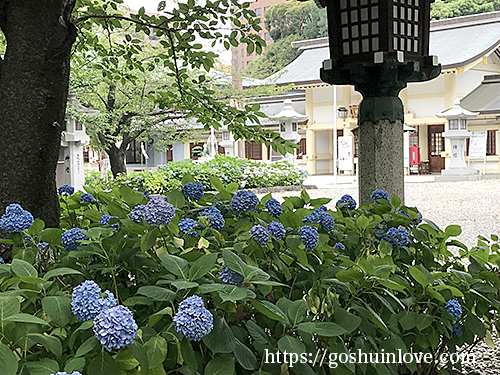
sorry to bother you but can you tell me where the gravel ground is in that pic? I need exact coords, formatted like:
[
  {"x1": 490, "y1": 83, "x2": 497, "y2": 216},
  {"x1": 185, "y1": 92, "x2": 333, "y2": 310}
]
[
  {"x1": 257, "y1": 178, "x2": 500, "y2": 249},
  {"x1": 257, "y1": 178, "x2": 500, "y2": 375}
]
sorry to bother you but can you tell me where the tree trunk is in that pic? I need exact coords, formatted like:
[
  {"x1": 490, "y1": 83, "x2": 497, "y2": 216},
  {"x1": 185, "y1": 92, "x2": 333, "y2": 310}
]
[
  {"x1": 107, "y1": 145, "x2": 127, "y2": 177},
  {"x1": 0, "y1": 1, "x2": 76, "y2": 230}
]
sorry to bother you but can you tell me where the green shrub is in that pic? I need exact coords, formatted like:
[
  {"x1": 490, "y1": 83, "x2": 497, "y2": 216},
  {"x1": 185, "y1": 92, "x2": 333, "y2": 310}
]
[
  {"x1": 84, "y1": 154, "x2": 306, "y2": 194},
  {"x1": 0, "y1": 177, "x2": 498, "y2": 375}
]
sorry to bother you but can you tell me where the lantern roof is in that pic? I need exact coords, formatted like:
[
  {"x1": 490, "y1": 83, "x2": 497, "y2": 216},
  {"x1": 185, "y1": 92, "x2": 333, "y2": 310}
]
[
  {"x1": 271, "y1": 99, "x2": 309, "y2": 121},
  {"x1": 435, "y1": 99, "x2": 479, "y2": 118}
]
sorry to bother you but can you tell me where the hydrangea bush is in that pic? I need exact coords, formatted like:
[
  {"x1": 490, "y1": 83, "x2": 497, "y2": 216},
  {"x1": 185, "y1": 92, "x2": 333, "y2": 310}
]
[
  {"x1": 84, "y1": 154, "x2": 305, "y2": 194},
  {"x1": 0, "y1": 177, "x2": 499, "y2": 375}
]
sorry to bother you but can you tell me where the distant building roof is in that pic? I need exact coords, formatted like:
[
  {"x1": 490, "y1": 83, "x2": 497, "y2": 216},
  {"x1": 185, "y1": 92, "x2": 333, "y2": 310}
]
[
  {"x1": 258, "y1": 11, "x2": 500, "y2": 86},
  {"x1": 247, "y1": 89, "x2": 306, "y2": 125},
  {"x1": 461, "y1": 74, "x2": 500, "y2": 114}
]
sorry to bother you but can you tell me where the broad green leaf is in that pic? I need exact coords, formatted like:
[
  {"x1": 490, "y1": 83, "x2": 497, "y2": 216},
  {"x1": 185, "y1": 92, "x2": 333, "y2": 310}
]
[
  {"x1": 64, "y1": 357, "x2": 85, "y2": 374},
  {"x1": 87, "y1": 350, "x2": 120, "y2": 375},
  {"x1": 434, "y1": 284, "x2": 464, "y2": 297},
  {"x1": 209, "y1": 176, "x2": 226, "y2": 193},
  {"x1": 250, "y1": 299, "x2": 288, "y2": 322},
  {"x1": 278, "y1": 335, "x2": 306, "y2": 354},
  {"x1": 129, "y1": 342, "x2": 149, "y2": 375},
  {"x1": 202, "y1": 316, "x2": 236, "y2": 353},
  {"x1": 119, "y1": 185, "x2": 143, "y2": 207},
  {"x1": 11, "y1": 259, "x2": 37, "y2": 277},
  {"x1": 159, "y1": 254, "x2": 189, "y2": 279},
  {"x1": 43, "y1": 267, "x2": 83, "y2": 280},
  {"x1": 181, "y1": 339, "x2": 197, "y2": 374},
  {"x1": 75, "y1": 336, "x2": 99, "y2": 358},
  {"x1": 234, "y1": 339, "x2": 257, "y2": 370},
  {"x1": 204, "y1": 354, "x2": 235, "y2": 375},
  {"x1": 297, "y1": 322, "x2": 347, "y2": 337},
  {"x1": 445, "y1": 225, "x2": 461, "y2": 237},
  {"x1": 148, "y1": 307, "x2": 172, "y2": 327},
  {"x1": 141, "y1": 228, "x2": 159, "y2": 251},
  {"x1": 0, "y1": 296, "x2": 20, "y2": 325},
  {"x1": 188, "y1": 253, "x2": 217, "y2": 281},
  {"x1": 218, "y1": 285, "x2": 247, "y2": 302},
  {"x1": 4, "y1": 313, "x2": 50, "y2": 326},
  {"x1": 25, "y1": 358, "x2": 59, "y2": 375},
  {"x1": 0, "y1": 342, "x2": 18, "y2": 375},
  {"x1": 145, "y1": 335, "x2": 168, "y2": 369},
  {"x1": 115, "y1": 350, "x2": 139, "y2": 371},
  {"x1": 42, "y1": 296, "x2": 72, "y2": 327},
  {"x1": 332, "y1": 308, "x2": 361, "y2": 333},
  {"x1": 138, "y1": 286, "x2": 176, "y2": 302},
  {"x1": 287, "y1": 299, "x2": 307, "y2": 326},
  {"x1": 465, "y1": 314, "x2": 486, "y2": 338},
  {"x1": 167, "y1": 189, "x2": 186, "y2": 208},
  {"x1": 222, "y1": 249, "x2": 247, "y2": 277},
  {"x1": 408, "y1": 266, "x2": 429, "y2": 286},
  {"x1": 171, "y1": 280, "x2": 198, "y2": 290},
  {"x1": 29, "y1": 333, "x2": 63, "y2": 358}
]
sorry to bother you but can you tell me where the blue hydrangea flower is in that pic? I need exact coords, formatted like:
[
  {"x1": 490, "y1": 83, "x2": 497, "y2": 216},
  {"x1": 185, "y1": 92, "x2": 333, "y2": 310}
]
[
  {"x1": 179, "y1": 218, "x2": 199, "y2": 237},
  {"x1": 144, "y1": 197, "x2": 175, "y2": 226},
  {"x1": 179, "y1": 295, "x2": 205, "y2": 311},
  {"x1": 0, "y1": 257, "x2": 4, "y2": 264},
  {"x1": 299, "y1": 226, "x2": 318, "y2": 250},
  {"x1": 0, "y1": 203, "x2": 34, "y2": 233},
  {"x1": 334, "y1": 243, "x2": 345, "y2": 250},
  {"x1": 231, "y1": 190, "x2": 258, "y2": 213},
  {"x1": 397, "y1": 209, "x2": 423, "y2": 225},
  {"x1": 452, "y1": 323, "x2": 462, "y2": 337},
  {"x1": 79, "y1": 193, "x2": 95, "y2": 203},
  {"x1": 173, "y1": 297, "x2": 213, "y2": 341},
  {"x1": 183, "y1": 182, "x2": 204, "y2": 201},
  {"x1": 58, "y1": 184, "x2": 75, "y2": 196},
  {"x1": 62, "y1": 228, "x2": 88, "y2": 251},
  {"x1": 385, "y1": 227, "x2": 409, "y2": 247},
  {"x1": 371, "y1": 190, "x2": 389, "y2": 202},
  {"x1": 130, "y1": 204, "x2": 146, "y2": 223},
  {"x1": 250, "y1": 224, "x2": 269, "y2": 246},
  {"x1": 37, "y1": 242, "x2": 49, "y2": 251},
  {"x1": 336, "y1": 194, "x2": 356, "y2": 210},
  {"x1": 320, "y1": 212, "x2": 335, "y2": 232},
  {"x1": 303, "y1": 206, "x2": 334, "y2": 232},
  {"x1": 219, "y1": 263, "x2": 244, "y2": 286},
  {"x1": 99, "y1": 214, "x2": 120, "y2": 230},
  {"x1": 265, "y1": 198, "x2": 282, "y2": 219},
  {"x1": 446, "y1": 299, "x2": 462, "y2": 319},
  {"x1": 199, "y1": 207, "x2": 225, "y2": 231},
  {"x1": 93, "y1": 305, "x2": 138, "y2": 351},
  {"x1": 375, "y1": 222, "x2": 388, "y2": 240},
  {"x1": 267, "y1": 221, "x2": 285, "y2": 240},
  {"x1": 71, "y1": 280, "x2": 117, "y2": 322}
]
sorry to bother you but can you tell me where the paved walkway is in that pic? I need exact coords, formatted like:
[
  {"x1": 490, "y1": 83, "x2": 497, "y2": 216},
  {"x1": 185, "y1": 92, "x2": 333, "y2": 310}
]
[{"x1": 304, "y1": 173, "x2": 437, "y2": 189}]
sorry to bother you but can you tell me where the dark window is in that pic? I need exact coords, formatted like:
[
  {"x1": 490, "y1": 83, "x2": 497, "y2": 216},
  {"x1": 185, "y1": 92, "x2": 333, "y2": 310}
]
[
  {"x1": 409, "y1": 127, "x2": 419, "y2": 147},
  {"x1": 487, "y1": 130, "x2": 496, "y2": 155},
  {"x1": 83, "y1": 147, "x2": 90, "y2": 163},
  {"x1": 245, "y1": 141, "x2": 262, "y2": 160},
  {"x1": 126, "y1": 141, "x2": 143, "y2": 164},
  {"x1": 218, "y1": 145, "x2": 225, "y2": 155},
  {"x1": 264, "y1": 6, "x2": 270, "y2": 12},
  {"x1": 166, "y1": 146, "x2": 173, "y2": 162},
  {"x1": 297, "y1": 138, "x2": 307, "y2": 159},
  {"x1": 76, "y1": 121, "x2": 83, "y2": 131}
]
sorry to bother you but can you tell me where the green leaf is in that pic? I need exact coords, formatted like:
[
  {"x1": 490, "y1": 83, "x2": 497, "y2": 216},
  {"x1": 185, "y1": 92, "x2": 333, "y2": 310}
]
[
  {"x1": 409, "y1": 266, "x2": 429, "y2": 286},
  {"x1": 25, "y1": 358, "x2": 59, "y2": 375},
  {"x1": 129, "y1": 342, "x2": 149, "y2": 375},
  {"x1": 298, "y1": 322, "x2": 347, "y2": 337},
  {"x1": 119, "y1": 185, "x2": 143, "y2": 207},
  {"x1": 75, "y1": 336, "x2": 99, "y2": 358},
  {"x1": 189, "y1": 253, "x2": 217, "y2": 281},
  {"x1": 145, "y1": 335, "x2": 168, "y2": 369},
  {"x1": 222, "y1": 249, "x2": 247, "y2": 277},
  {"x1": 234, "y1": 339, "x2": 257, "y2": 370},
  {"x1": 138, "y1": 286, "x2": 176, "y2": 302},
  {"x1": 115, "y1": 350, "x2": 139, "y2": 371},
  {"x1": 218, "y1": 285, "x2": 247, "y2": 302},
  {"x1": 64, "y1": 357, "x2": 85, "y2": 374},
  {"x1": 332, "y1": 308, "x2": 362, "y2": 333},
  {"x1": 159, "y1": 254, "x2": 189, "y2": 279},
  {"x1": 445, "y1": 225, "x2": 461, "y2": 237},
  {"x1": 204, "y1": 354, "x2": 235, "y2": 375},
  {"x1": 148, "y1": 307, "x2": 172, "y2": 327},
  {"x1": 391, "y1": 195, "x2": 401, "y2": 209},
  {"x1": 278, "y1": 335, "x2": 306, "y2": 354},
  {"x1": 88, "y1": 350, "x2": 120, "y2": 375},
  {"x1": 0, "y1": 342, "x2": 18, "y2": 375},
  {"x1": 108, "y1": 200, "x2": 128, "y2": 217},
  {"x1": 287, "y1": 299, "x2": 307, "y2": 326},
  {"x1": 210, "y1": 176, "x2": 226, "y2": 193},
  {"x1": 167, "y1": 189, "x2": 186, "y2": 208},
  {"x1": 0, "y1": 296, "x2": 20, "y2": 324},
  {"x1": 250, "y1": 299, "x2": 288, "y2": 322},
  {"x1": 39, "y1": 228, "x2": 62, "y2": 244},
  {"x1": 465, "y1": 314, "x2": 486, "y2": 338},
  {"x1": 27, "y1": 218, "x2": 45, "y2": 236},
  {"x1": 180, "y1": 339, "x2": 197, "y2": 374},
  {"x1": 43, "y1": 267, "x2": 83, "y2": 280},
  {"x1": 171, "y1": 280, "x2": 198, "y2": 290},
  {"x1": 11, "y1": 259, "x2": 37, "y2": 277},
  {"x1": 42, "y1": 296, "x2": 72, "y2": 327},
  {"x1": 29, "y1": 333, "x2": 63, "y2": 359},
  {"x1": 4, "y1": 313, "x2": 50, "y2": 326},
  {"x1": 141, "y1": 228, "x2": 159, "y2": 251},
  {"x1": 202, "y1": 316, "x2": 236, "y2": 353},
  {"x1": 226, "y1": 182, "x2": 239, "y2": 193}
]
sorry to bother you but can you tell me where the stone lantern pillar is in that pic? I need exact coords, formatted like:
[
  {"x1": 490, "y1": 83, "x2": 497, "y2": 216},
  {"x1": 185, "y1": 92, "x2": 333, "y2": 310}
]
[
  {"x1": 57, "y1": 93, "x2": 99, "y2": 191},
  {"x1": 435, "y1": 99, "x2": 479, "y2": 181},
  {"x1": 271, "y1": 99, "x2": 308, "y2": 166}
]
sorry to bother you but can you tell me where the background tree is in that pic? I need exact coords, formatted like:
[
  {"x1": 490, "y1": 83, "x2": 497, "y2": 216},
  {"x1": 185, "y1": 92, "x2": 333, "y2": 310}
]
[
  {"x1": 0, "y1": 0, "x2": 291, "y2": 231},
  {"x1": 431, "y1": 0, "x2": 499, "y2": 19},
  {"x1": 245, "y1": 0, "x2": 327, "y2": 78}
]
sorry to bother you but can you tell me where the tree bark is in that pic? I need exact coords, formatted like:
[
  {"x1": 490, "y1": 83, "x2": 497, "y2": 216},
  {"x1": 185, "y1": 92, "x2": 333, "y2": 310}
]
[
  {"x1": 0, "y1": 1, "x2": 76, "y2": 230},
  {"x1": 107, "y1": 144, "x2": 127, "y2": 176}
]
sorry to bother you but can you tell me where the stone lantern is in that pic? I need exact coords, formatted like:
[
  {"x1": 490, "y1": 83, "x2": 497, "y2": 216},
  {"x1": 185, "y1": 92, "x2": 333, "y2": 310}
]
[
  {"x1": 57, "y1": 93, "x2": 99, "y2": 191},
  {"x1": 219, "y1": 125, "x2": 236, "y2": 157},
  {"x1": 272, "y1": 99, "x2": 308, "y2": 165},
  {"x1": 301, "y1": 0, "x2": 441, "y2": 204},
  {"x1": 435, "y1": 99, "x2": 479, "y2": 180}
]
